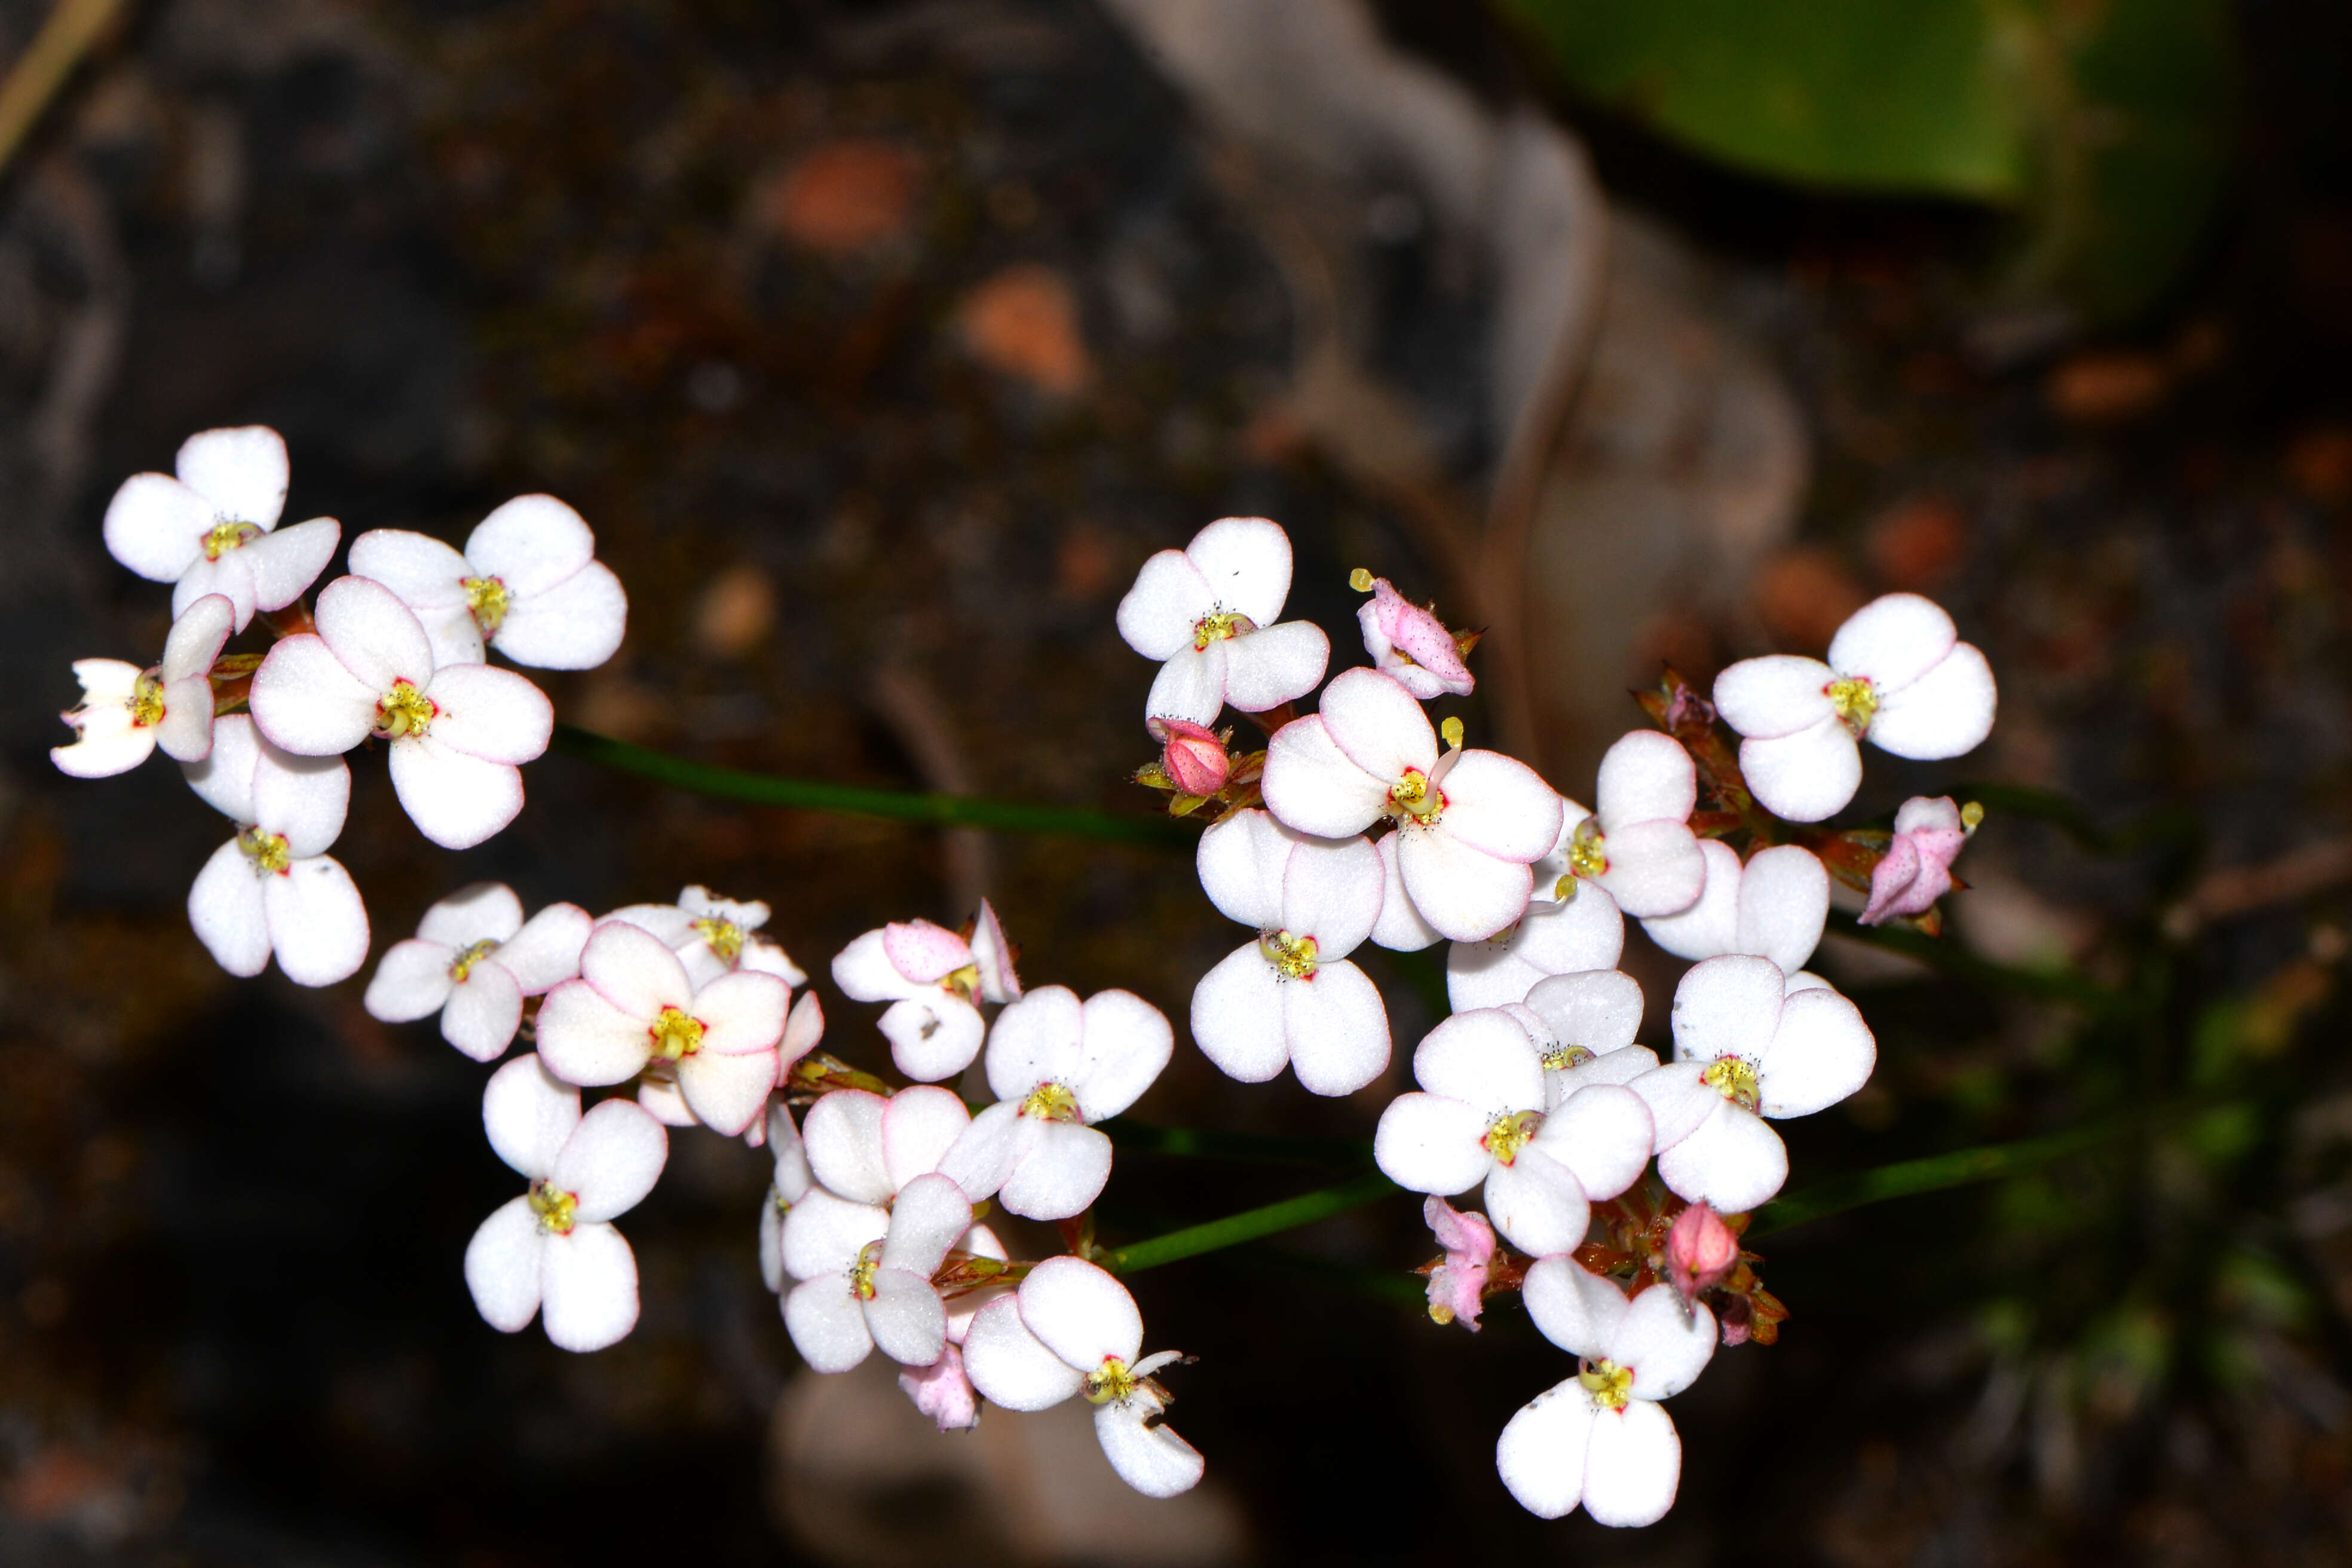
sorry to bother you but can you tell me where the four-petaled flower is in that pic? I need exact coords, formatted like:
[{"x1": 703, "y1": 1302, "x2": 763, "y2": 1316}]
[
  {"x1": 1515, "y1": 969, "x2": 1648, "y2": 1110},
  {"x1": 101, "y1": 426, "x2": 340, "y2": 630},
  {"x1": 602, "y1": 884, "x2": 809, "y2": 990},
  {"x1": 779, "y1": 1172, "x2": 973, "y2": 1373},
  {"x1": 1640, "y1": 842, "x2": 1830, "y2": 977},
  {"x1": 182, "y1": 715, "x2": 369, "y2": 987},
  {"x1": 363, "y1": 881, "x2": 593, "y2": 1061},
  {"x1": 1859, "y1": 795, "x2": 1976, "y2": 926},
  {"x1": 1552, "y1": 731, "x2": 1707, "y2": 920},
  {"x1": 831, "y1": 902, "x2": 1021, "y2": 1082},
  {"x1": 53, "y1": 594, "x2": 235, "y2": 778},
  {"x1": 1712, "y1": 592, "x2": 1996, "y2": 823},
  {"x1": 347, "y1": 495, "x2": 627, "y2": 671},
  {"x1": 1115, "y1": 515, "x2": 1331, "y2": 730}
]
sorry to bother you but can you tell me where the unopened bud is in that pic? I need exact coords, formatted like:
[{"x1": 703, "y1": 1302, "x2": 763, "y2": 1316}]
[
  {"x1": 1665, "y1": 1202, "x2": 1740, "y2": 1300},
  {"x1": 1157, "y1": 719, "x2": 1230, "y2": 798}
]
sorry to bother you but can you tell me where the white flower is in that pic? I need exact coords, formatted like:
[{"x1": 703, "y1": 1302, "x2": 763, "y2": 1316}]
[
  {"x1": 248, "y1": 575, "x2": 554, "y2": 849},
  {"x1": 534, "y1": 921, "x2": 791, "y2": 1136},
  {"x1": 1639, "y1": 842, "x2": 1829, "y2": 976},
  {"x1": 463, "y1": 1054, "x2": 667, "y2": 1353},
  {"x1": 1187, "y1": 809, "x2": 1391, "y2": 1096},
  {"x1": 780, "y1": 1172, "x2": 972, "y2": 1373},
  {"x1": 829, "y1": 901, "x2": 1021, "y2": 1082},
  {"x1": 1373, "y1": 1010, "x2": 1654, "y2": 1257},
  {"x1": 1115, "y1": 516, "x2": 1330, "y2": 728},
  {"x1": 1498, "y1": 1266, "x2": 1716, "y2": 1524},
  {"x1": 600, "y1": 884, "x2": 807, "y2": 990},
  {"x1": 1553, "y1": 731, "x2": 1707, "y2": 919},
  {"x1": 938, "y1": 986, "x2": 1173, "y2": 1221},
  {"x1": 800, "y1": 1084, "x2": 975, "y2": 1204},
  {"x1": 181, "y1": 715, "x2": 368, "y2": 986},
  {"x1": 961, "y1": 1256, "x2": 1203, "y2": 1498},
  {"x1": 1515, "y1": 970, "x2": 1649, "y2": 1109},
  {"x1": 347, "y1": 495, "x2": 627, "y2": 670},
  {"x1": 100, "y1": 427, "x2": 340, "y2": 630},
  {"x1": 760, "y1": 1102, "x2": 815, "y2": 1294},
  {"x1": 1262, "y1": 669, "x2": 1562, "y2": 942},
  {"x1": 1713, "y1": 592, "x2": 1997, "y2": 823},
  {"x1": 1444, "y1": 798, "x2": 1627, "y2": 1006},
  {"x1": 1629, "y1": 955, "x2": 1877, "y2": 1213},
  {"x1": 362, "y1": 883, "x2": 593, "y2": 1061},
  {"x1": 51, "y1": 594, "x2": 234, "y2": 778}
]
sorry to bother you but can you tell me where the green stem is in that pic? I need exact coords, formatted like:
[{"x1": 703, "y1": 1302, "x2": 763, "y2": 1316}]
[
  {"x1": 552, "y1": 722, "x2": 1192, "y2": 848},
  {"x1": 1104, "y1": 1171, "x2": 1398, "y2": 1275}
]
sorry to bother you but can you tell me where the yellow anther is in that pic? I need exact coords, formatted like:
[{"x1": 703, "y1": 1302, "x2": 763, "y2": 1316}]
[
  {"x1": 1440, "y1": 715, "x2": 1464, "y2": 750},
  {"x1": 648, "y1": 1005, "x2": 705, "y2": 1061},
  {"x1": 1578, "y1": 1358, "x2": 1634, "y2": 1411},
  {"x1": 461, "y1": 575, "x2": 512, "y2": 636},
  {"x1": 771, "y1": 1185, "x2": 792, "y2": 1217},
  {"x1": 1567, "y1": 819, "x2": 1608, "y2": 880},
  {"x1": 1388, "y1": 767, "x2": 1442, "y2": 825},
  {"x1": 201, "y1": 519, "x2": 259, "y2": 561},
  {"x1": 1084, "y1": 1355, "x2": 1140, "y2": 1405},
  {"x1": 1541, "y1": 1044, "x2": 1596, "y2": 1073},
  {"x1": 236, "y1": 826, "x2": 291, "y2": 874},
  {"x1": 1192, "y1": 610, "x2": 1251, "y2": 650},
  {"x1": 1960, "y1": 800, "x2": 1985, "y2": 834},
  {"x1": 1482, "y1": 1110, "x2": 1543, "y2": 1166},
  {"x1": 1020, "y1": 1081, "x2": 1082, "y2": 1122},
  {"x1": 1826, "y1": 675, "x2": 1878, "y2": 734},
  {"x1": 448, "y1": 938, "x2": 501, "y2": 984},
  {"x1": 128, "y1": 673, "x2": 167, "y2": 728},
  {"x1": 849, "y1": 1240, "x2": 883, "y2": 1301},
  {"x1": 941, "y1": 961, "x2": 983, "y2": 1004},
  {"x1": 1349, "y1": 568, "x2": 1374, "y2": 592},
  {"x1": 1701, "y1": 1055, "x2": 1760, "y2": 1111},
  {"x1": 1261, "y1": 929, "x2": 1319, "y2": 981},
  {"x1": 1554, "y1": 872, "x2": 1579, "y2": 903},
  {"x1": 691, "y1": 917, "x2": 745, "y2": 962},
  {"x1": 528, "y1": 1178, "x2": 578, "y2": 1235},
  {"x1": 375, "y1": 679, "x2": 436, "y2": 739}
]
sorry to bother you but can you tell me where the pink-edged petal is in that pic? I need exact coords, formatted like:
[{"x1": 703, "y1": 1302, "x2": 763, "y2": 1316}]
[
  {"x1": 183, "y1": 712, "x2": 261, "y2": 821},
  {"x1": 998, "y1": 1122, "x2": 1112, "y2": 1220},
  {"x1": 261, "y1": 855, "x2": 369, "y2": 986},
  {"x1": 802, "y1": 1089, "x2": 895, "y2": 1205},
  {"x1": 785, "y1": 1277, "x2": 875, "y2": 1371},
  {"x1": 1533, "y1": 1083, "x2": 1653, "y2": 1200},
  {"x1": 417, "y1": 881, "x2": 524, "y2": 948},
  {"x1": 1281, "y1": 829, "x2": 1383, "y2": 959},
  {"x1": 443, "y1": 965, "x2": 525, "y2": 1062},
  {"x1": 1828, "y1": 592, "x2": 1957, "y2": 690},
  {"x1": 535, "y1": 979, "x2": 654, "y2": 1086},
  {"x1": 1074, "y1": 988, "x2": 1173, "y2": 1122},
  {"x1": 863, "y1": 1267, "x2": 948, "y2": 1367},
  {"x1": 1594, "y1": 730, "x2": 1696, "y2": 828},
  {"x1": 466, "y1": 494, "x2": 595, "y2": 596},
  {"x1": 779, "y1": 990, "x2": 825, "y2": 1075},
  {"x1": 1096, "y1": 1391, "x2": 1204, "y2": 1497},
  {"x1": 1551, "y1": 1044, "x2": 1662, "y2": 1109},
  {"x1": 1655, "y1": 1102, "x2": 1787, "y2": 1212},
  {"x1": 172, "y1": 552, "x2": 259, "y2": 630},
  {"x1": 936, "y1": 1100, "x2": 1028, "y2": 1205},
  {"x1": 1639, "y1": 840, "x2": 1740, "y2": 961},
  {"x1": 1613, "y1": 1284, "x2": 1717, "y2": 1400},
  {"x1": 1316, "y1": 667, "x2": 1437, "y2": 782},
  {"x1": 1523, "y1": 1255, "x2": 1630, "y2": 1358},
  {"x1": 1435, "y1": 750, "x2": 1563, "y2": 863},
  {"x1": 422, "y1": 663, "x2": 553, "y2": 764},
  {"x1": 1194, "y1": 808, "x2": 1288, "y2": 930},
  {"x1": 1523, "y1": 970, "x2": 1643, "y2": 1060},
  {"x1": 1582, "y1": 1399, "x2": 1682, "y2": 1528},
  {"x1": 464, "y1": 1197, "x2": 545, "y2": 1333},
  {"x1": 881, "y1": 1085, "x2": 973, "y2": 1188},
  {"x1": 879, "y1": 1172, "x2": 970, "y2": 1275},
  {"x1": 984, "y1": 985, "x2": 1085, "y2": 1102},
  {"x1": 830, "y1": 928, "x2": 921, "y2": 1002},
  {"x1": 678, "y1": 1049, "x2": 778, "y2": 1135},
  {"x1": 1712, "y1": 654, "x2": 1836, "y2": 741},
  {"x1": 694, "y1": 970, "x2": 789, "y2": 1055},
  {"x1": 880, "y1": 995, "x2": 985, "y2": 1083},
  {"x1": 1413, "y1": 1008, "x2": 1545, "y2": 1112},
  {"x1": 161, "y1": 592, "x2": 236, "y2": 683},
  {"x1": 1867, "y1": 642, "x2": 1995, "y2": 760},
  {"x1": 1115, "y1": 548, "x2": 1215, "y2": 660},
  {"x1": 102, "y1": 473, "x2": 209, "y2": 581},
  {"x1": 963, "y1": 1294, "x2": 1085, "y2": 1410},
  {"x1": 365, "y1": 939, "x2": 458, "y2": 1024},
  {"x1": 186, "y1": 840, "x2": 269, "y2": 977},
  {"x1": 1183, "y1": 515, "x2": 1291, "y2": 626},
  {"x1": 638, "y1": 1077, "x2": 698, "y2": 1126},
  {"x1": 1628, "y1": 1061, "x2": 1718, "y2": 1150},
  {"x1": 1737, "y1": 844, "x2": 1830, "y2": 974},
  {"x1": 176, "y1": 425, "x2": 288, "y2": 526},
  {"x1": 1143, "y1": 644, "x2": 1226, "y2": 728},
  {"x1": 348, "y1": 528, "x2": 471, "y2": 608},
  {"x1": 1496, "y1": 1377, "x2": 1597, "y2": 1519},
  {"x1": 1739, "y1": 719, "x2": 1861, "y2": 824},
  {"x1": 1373, "y1": 1092, "x2": 1493, "y2": 1195},
  {"x1": 1670, "y1": 954, "x2": 1787, "y2": 1065},
  {"x1": 390, "y1": 739, "x2": 525, "y2": 849},
  {"x1": 881, "y1": 919, "x2": 973, "y2": 984},
  {"x1": 494, "y1": 902, "x2": 593, "y2": 993},
  {"x1": 1484, "y1": 1149, "x2": 1592, "y2": 1258},
  {"x1": 1593, "y1": 820, "x2": 1705, "y2": 920},
  {"x1": 51, "y1": 702, "x2": 155, "y2": 780},
  {"x1": 496, "y1": 559, "x2": 627, "y2": 670},
  {"x1": 1190, "y1": 944, "x2": 1288, "y2": 1083},
  {"x1": 1221, "y1": 620, "x2": 1328, "y2": 712},
  {"x1": 249, "y1": 746, "x2": 350, "y2": 858},
  {"x1": 557, "y1": 1098, "x2": 669, "y2": 1220},
  {"x1": 155, "y1": 675, "x2": 216, "y2": 764},
  {"x1": 1261, "y1": 714, "x2": 1391, "y2": 838},
  {"x1": 1369, "y1": 832, "x2": 1441, "y2": 952},
  {"x1": 248, "y1": 635, "x2": 378, "y2": 756},
  {"x1": 1446, "y1": 887, "x2": 1624, "y2": 1011},
  {"x1": 482, "y1": 1053, "x2": 581, "y2": 1179},
  {"x1": 1284, "y1": 959, "x2": 1389, "y2": 1097},
  {"x1": 579, "y1": 919, "x2": 692, "y2": 1018},
  {"x1": 782, "y1": 1189, "x2": 889, "y2": 1284},
  {"x1": 1398, "y1": 826, "x2": 1533, "y2": 945},
  {"x1": 968, "y1": 898, "x2": 1020, "y2": 1003},
  {"x1": 1017, "y1": 1255, "x2": 1142, "y2": 1369},
  {"x1": 314, "y1": 574, "x2": 434, "y2": 693},
  {"x1": 1756, "y1": 988, "x2": 1876, "y2": 1117},
  {"x1": 540, "y1": 1223, "x2": 639, "y2": 1352},
  {"x1": 243, "y1": 519, "x2": 340, "y2": 612}
]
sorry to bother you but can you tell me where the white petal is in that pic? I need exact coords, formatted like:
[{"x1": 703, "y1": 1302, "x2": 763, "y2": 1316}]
[
  {"x1": 637, "y1": 1076, "x2": 699, "y2": 1127},
  {"x1": 984, "y1": 985, "x2": 1085, "y2": 1102},
  {"x1": 183, "y1": 712, "x2": 261, "y2": 820},
  {"x1": 348, "y1": 528, "x2": 471, "y2": 608},
  {"x1": 1095, "y1": 1391, "x2": 1205, "y2": 1497},
  {"x1": 1372, "y1": 1092, "x2": 1493, "y2": 1195},
  {"x1": 172, "y1": 552, "x2": 259, "y2": 630},
  {"x1": 443, "y1": 965, "x2": 525, "y2": 1061},
  {"x1": 161, "y1": 592, "x2": 237, "y2": 683},
  {"x1": 785, "y1": 1278, "x2": 875, "y2": 1372},
  {"x1": 880, "y1": 995, "x2": 985, "y2": 1083},
  {"x1": 1183, "y1": 515, "x2": 1291, "y2": 626},
  {"x1": 1412, "y1": 1009, "x2": 1544, "y2": 1113},
  {"x1": 482, "y1": 1055, "x2": 581, "y2": 1179},
  {"x1": 247, "y1": 635, "x2": 378, "y2": 756},
  {"x1": 1756, "y1": 988, "x2": 1876, "y2": 1117},
  {"x1": 467, "y1": 494, "x2": 596, "y2": 595},
  {"x1": 1711, "y1": 654, "x2": 1836, "y2": 740},
  {"x1": 1283, "y1": 960, "x2": 1391, "y2": 1097},
  {"x1": 536, "y1": 1223, "x2": 638, "y2": 1352},
  {"x1": 1397, "y1": 826, "x2": 1533, "y2": 943},
  {"x1": 186, "y1": 840, "x2": 269, "y2": 977},
  {"x1": 1522, "y1": 1255, "x2": 1629, "y2": 1358},
  {"x1": 963, "y1": 1295, "x2": 1085, "y2": 1410},
  {"x1": 463, "y1": 1198, "x2": 545, "y2": 1333},
  {"x1": 154, "y1": 675, "x2": 216, "y2": 765},
  {"x1": 1828, "y1": 592, "x2": 1957, "y2": 690},
  {"x1": 1484, "y1": 1150, "x2": 1592, "y2": 1258},
  {"x1": 1595, "y1": 730, "x2": 1696, "y2": 829},
  {"x1": 935, "y1": 1101, "x2": 1027, "y2": 1205},
  {"x1": 102, "y1": 473, "x2": 209, "y2": 581},
  {"x1": 249, "y1": 745, "x2": 351, "y2": 858},
  {"x1": 1737, "y1": 843, "x2": 1832, "y2": 981},
  {"x1": 1867, "y1": 642, "x2": 1996, "y2": 760},
  {"x1": 829, "y1": 928, "x2": 921, "y2": 1002},
  {"x1": 1143, "y1": 644, "x2": 1226, "y2": 727},
  {"x1": 388, "y1": 737, "x2": 525, "y2": 850},
  {"x1": 315, "y1": 574, "x2": 434, "y2": 693},
  {"x1": 1640, "y1": 840, "x2": 1737, "y2": 961},
  {"x1": 554, "y1": 1099, "x2": 668, "y2": 1221},
  {"x1": 1738, "y1": 719, "x2": 1861, "y2": 825},
  {"x1": 534, "y1": 979, "x2": 654, "y2": 1087},
  {"x1": 1522, "y1": 970, "x2": 1643, "y2": 1060},
  {"x1": 1552, "y1": 1043, "x2": 1662, "y2": 1099},
  {"x1": 1592, "y1": 820, "x2": 1706, "y2": 919},
  {"x1": 863, "y1": 1268, "x2": 948, "y2": 1367},
  {"x1": 365, "y1": 939, "x2": 458, "y2": 1024},
  {"x1": 1446, "y1": 892, "x2": 1625, "y2": 1011},
  {"x1": 678, "y1": 1045, "x2": 778, "y2": 1135},
  {"x1": 1434, "y1": 749, "x2": 1562, "y2": 863},
  {"x1": 1074, "y1": 988, "x2": 1173, "y2": 1122},
  {"x1": 1317, "y1": 667, "x2": 1437, "y2": 780},
  {"x1": 1582, "y1": 1400, "x2": 1682, "y2": 1528},
  {"x1": 881, "y1": 1085, "x2": 972, "y2": 1188},
  {"x1": 1115, "y1": 548, "x2": 1214, "y2": 660},
  {"x1": 998, "y1": 1122, "x2": 1112, "y2": 1220},
  {"x1": 1655, "y1": 1102, "x2": 1788, "y2": 1212},
  {"x1": 1194, "y1": 809, "x2": 1288, "y2": 930},
  {"x1": 782, "y1": 1189, "x2": 890, "y2": 1285},
  {"x1": 416, "y1": 880, "x2": 524, "y2": 947},
  {"x1": 422, "y1": 663, "x2": 553, "y2": 764},
  {"x1": 1282, "y1": 830, "x2": 1383, "y2": 959},
  {"x1": 1017, "y1": 1255, "x2": 1141, "y2": 1368},
  {"x1": 1190, "y1": 945, "x2": 1289, "y2": 1082},
  {"x1": 1628, "y1": 1061, "x2": 1717, "y2": 1151},
  {"x1": 51, "y1": 697, "x2": 155, "y2": 779},
  {"x1": 495, "y1": 560, "x2": 627, "y2": 670},
  {"x1": 1261, "y1": 715, "x2": 1389, "y2": 839},
  {"x1": 1612, "y1": 1284, "x2": 1717, "y2": 1401},
  {"x1": 261, "y1": 855, "x2": 369, "y2": 985},
  {"x1": 176, "y1": 426, "x2": 288, "y2": 526},
  {"x1": 242, "y1": 519, "x2": 341, "y2": 612},
  {"x1": 1220, "y1": 620, "x2": 1328, "y2": 712},
  {"x1": 1670, "y1": 955, "x2": 1787, "y2": 1066},
  {"x1": 694, "y1": 970, "x2": 790, "y2": 1057},
  {"x1": 881, "y1": 1172, "x2": 972, "y2": 1276},
  {"x1": 967, "y1": 899, "x2": 1019, "y2": 1002},
  {"x1": 802, "y1": 1089, "x2": 895, "y2": 1205},
  {"x1": 492, "y1": 902, "x2": 592, "y2": 993},
  {"x1": 1369, "y1": 832, "x2": 1443, "y2": 952},
  {"x1": 1533, "y1": 1084, "x2": 1654, "y2": 1200},
  {"x1": 1496, "y1": 1377, "x2": 1597, "y2": 1519}
]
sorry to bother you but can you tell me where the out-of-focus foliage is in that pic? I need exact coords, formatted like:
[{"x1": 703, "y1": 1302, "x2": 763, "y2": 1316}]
[{"x1": 1493, "y1": 0, "x2": 2238, "y2": 320}]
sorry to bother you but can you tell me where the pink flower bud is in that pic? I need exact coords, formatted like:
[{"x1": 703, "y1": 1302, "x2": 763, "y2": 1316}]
[
  {"x1": 1858, "y1": 795, "x2": 1974, "y2": 926},
  {"x1": 1665, "y1": 1202, "x2": 1740, "y2": 1300},
  {"x1": 899, "y1": 1342, "x2": 981, "y2": 1431},
  {"x1": 1357, "y1": 577, "x2": 1474, "y2": 699},
  {"x1": 1422, "y1": 1195, "x2": 1496, "y2": 1331},
  {"x1": 1153, "y1": 717, "x2": 1230, "y2": 797}
]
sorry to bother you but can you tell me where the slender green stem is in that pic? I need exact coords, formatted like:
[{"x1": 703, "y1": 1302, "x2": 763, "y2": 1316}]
[
  {"x1": 1826, "y1": 910, "x2": 2121, "y2": 1011},
  {"x1": 1101, "y1": 1117, "x2": 1374, "y2": 1167},
  {"x1": 1104, "y1": 1171, "x2": 1398, "y2": 1275},
  {"x1": 552, "y1": 722, "x2": 1192, "y2": 848}
]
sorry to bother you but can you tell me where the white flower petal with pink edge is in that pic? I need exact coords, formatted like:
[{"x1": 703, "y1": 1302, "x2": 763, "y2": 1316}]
[
  {"x1": 1446, "y1": 811, "x2": 1627, "y2": 1007},
  {"x1": 180, "y1": 718, "x2": 365, "y2": 986},
  {"x1": 1640, "y1": 841, "x2": 1829, "y2": 975},
  {"x1": 778, "y1": 1174, "x2": 969, "y2": 1373},
  {"x1": 352, "y1": 496, "x2": 626, "y2": 671},
  {"x1": 1116, "y1": 516, "x2": 1326, "y2": 727},
  {"x1": 1357, "y1": 577, "x2": 1473, "y2": 698},
  {"x1": 51, "y1": 595, "x2": 235, "y2": 778},
  {"x1": 365, "y1": 884, "x2": 590, "y2": 1062},
  {"x1": 832, "y1": 908, "x2": 1019, "y2": 1082},
  {"x1": 102, "y1": 428, "x2": 338, "y2": 631},
  {"x1": 1548, "y1": 733, "x2": 1704, "y2": 919}
]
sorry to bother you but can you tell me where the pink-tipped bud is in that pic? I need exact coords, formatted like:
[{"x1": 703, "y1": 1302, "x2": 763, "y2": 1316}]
[
  {"x1": 1421, "y1": 1195, "x2": 1497, "y2": 1331},
  {"x1": 899, "y1": 1342, "x2": 981, "y2": 1431},
  {"x1": 1356, "y1": 577, "x2": 1474, "y2": 699},
  {"x1": 1665, "y1": 1203, "x2": 1740, "y2": 1300},
  {"x1": 1857, "y1": 795, "x2": 1974, "y2": 926},
  {"x1": 1155, "y1": 718, "x2": 1230, "y2": 797}
]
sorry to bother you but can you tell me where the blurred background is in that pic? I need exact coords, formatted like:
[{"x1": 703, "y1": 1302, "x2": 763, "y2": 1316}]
[{"x1": 2, "y1": 0, "x2": 2351, "y2": 1560}]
